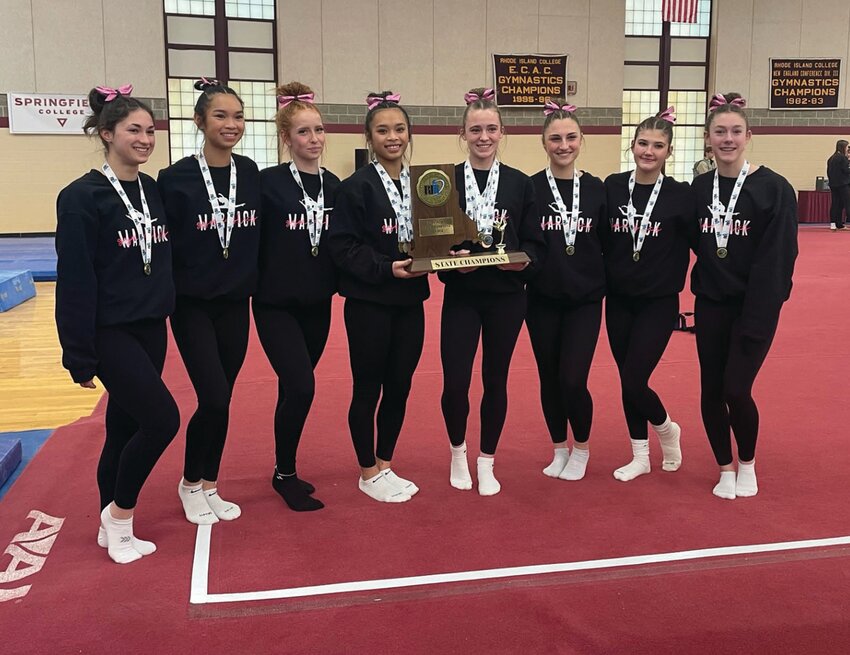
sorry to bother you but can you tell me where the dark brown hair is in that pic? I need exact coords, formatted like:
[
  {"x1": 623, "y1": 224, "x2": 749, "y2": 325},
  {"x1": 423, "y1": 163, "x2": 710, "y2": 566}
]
[{"x1": 83, "y1": 87, "x2": 154, "y2": 150}]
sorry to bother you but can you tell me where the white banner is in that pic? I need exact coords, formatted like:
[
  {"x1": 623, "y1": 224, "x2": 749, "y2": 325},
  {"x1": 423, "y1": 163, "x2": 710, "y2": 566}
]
[{"x1": 7, "y1": 93, "x2": 90, "y2": 134}]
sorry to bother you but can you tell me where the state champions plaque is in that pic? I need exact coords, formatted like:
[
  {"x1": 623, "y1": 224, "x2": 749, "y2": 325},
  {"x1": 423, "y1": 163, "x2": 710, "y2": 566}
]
[{"x1": 408, "y1": 163, "x2": 530, "y2": 273}]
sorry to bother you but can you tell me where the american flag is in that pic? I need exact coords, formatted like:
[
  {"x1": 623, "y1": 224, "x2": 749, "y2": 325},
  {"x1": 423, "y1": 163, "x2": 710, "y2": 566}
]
[{"x1": 662, "y1": 0, "x2": 698, "y2": 23}]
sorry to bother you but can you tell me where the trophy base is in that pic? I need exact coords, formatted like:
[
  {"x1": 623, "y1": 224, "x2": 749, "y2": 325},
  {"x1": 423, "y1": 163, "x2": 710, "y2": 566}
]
[{"x1": 409, "y1": 250, "x2": 530, "y2": 273}]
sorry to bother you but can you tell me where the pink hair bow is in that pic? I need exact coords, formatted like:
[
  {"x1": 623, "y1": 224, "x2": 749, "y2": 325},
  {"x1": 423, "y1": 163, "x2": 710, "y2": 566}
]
[
  {"x1": 277, "y1": 92, "x2": 315, "y2": 108},
  {"x1": 543, "y1": 100, "x2": 577, "y2": 116},
  {"x1": 96, "y1": 84, "x2": 133, "y2": 102},
  {"x1": 464, "y1": 88, "x2": 496, "y2": 104},
  {"x1": 709, "y1": 93, "x2": 747, "y2": 111},
  {"x1": 658, "y1": 106, "x2": 676, "y2": 123},
  {"x1": 366, "y1": 93, "x2": 401, "y2": 110}
]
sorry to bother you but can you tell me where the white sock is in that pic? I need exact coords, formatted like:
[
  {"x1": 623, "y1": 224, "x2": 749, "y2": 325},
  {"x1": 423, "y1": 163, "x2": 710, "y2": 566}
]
[
  {"x1": 100, "y1": 505, "x2": 142, "y2": 564},
  {"x1": 652, "y1": 416, "x2": 682, "y2": 472},
  {"x1": 543, "y1": 446, "x2": 569, "y2": 478},
  {"x1": 477, "y1": 456, "x2": 501, "y2": 496},
  {"x1": 613, "y1": 439, "x2": 651, "y2": 481},
  {"x1": 383, "y1": 469, "x2": 419, "y2": 496},
  {"x1": 559, "y1": 446, "x2": 589, "y2": 481},
  {"x1": 178, "y1": 481, "x2": 218, "y2": 525},
  {"x1": 358, "y1": 472, "x2": 411, "y2": 503},
  {"x1": 450, "y1": 443, "x2": 473, "y2": 490},
  {"x1": 713, "y1": 470, "x2": 737, "y2": 500},
  {"x1": 204, "y1": 488, "x2": 242, "y2": 521},
  {"x1": 736, "y1": 460, "x2": 758, "y2": 497},
  {"x1": 97, "y1": 526, "x2": 156, "y2": 556}
]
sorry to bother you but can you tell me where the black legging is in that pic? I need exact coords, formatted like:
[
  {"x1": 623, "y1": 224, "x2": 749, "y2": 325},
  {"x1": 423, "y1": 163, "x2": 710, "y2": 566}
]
[
  {"x1": 252, "y1": 299, "x2": 331, "y2": 474},
  {"x1": 440, "y1": 288, "x2": 526, "y2": 455},
  {"x1": 170, "y1": 295, "x2": 249, "y2": 482},
  {"x1": 526, "y1": 297, "x2": 602, "y2": 444},
  {"x1": 343, "y1": 298, "x2": 425, "y2": 468},
  {"x1": 830, "y1": 185, "x2": 850, "y2": 227},
  {"x1": 695, "y1": 296, "x2": 778, "y2": 466},
  {"x1": 95, "y1": 319, "x2": 180, "y2": 510},
  {"x1": 605, "y1": 293, "x2": 678, "y2": 440}
]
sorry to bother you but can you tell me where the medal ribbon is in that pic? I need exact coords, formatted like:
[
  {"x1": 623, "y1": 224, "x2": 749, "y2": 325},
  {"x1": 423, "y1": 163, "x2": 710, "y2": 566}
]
[
  {"x1": 464, "y1": 159, "x2": 500, "y2": 237},
  {"x1": 372, "y1": 161, "x2": 413, "y2": 243},
  {"x1": 197, "y1": 151, "x2": 237, "y2": 255},
  {"x1": 711, "y1": 160, "x2": 749, "y2": 253},
  {"x1": 289, "y1": 162, "x2": 325, "y2": 253},
  {"x1": 546, "y1": 167, "x2": 580, "y2": 251},
  {"x1": 626, "y1": 171, "x2": 664, "y2": 258},
  {"x1": 101, "y1": 162, "x2": 152, "y2": 272}
]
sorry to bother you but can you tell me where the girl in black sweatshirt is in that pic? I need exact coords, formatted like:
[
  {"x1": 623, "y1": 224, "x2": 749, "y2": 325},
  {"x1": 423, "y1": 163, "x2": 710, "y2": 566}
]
[
  {"x1": 603, "y1": 108, "x2": 696, "y2": 482},
  {"x1": 527, "y1": 100, "x2": 608, "y2": 482},
  {"x1": 254, "y1": 82, "x2": 340, "y2": 512},
  {"x1": 56, "y1": 86, "x2": 178, "y2": 564},
  {"x1": 327, "y1": 92, "x2": 428, "y2": 503},
  {"x1": 692, "y1": 93, "x2": 798, "y2": 500},
  {"x1": 157, "y1": 79, "x2": 261, "y2": 525},
  {"x1": 439, "y1": 88, "x2": 546, "y2": 496}
]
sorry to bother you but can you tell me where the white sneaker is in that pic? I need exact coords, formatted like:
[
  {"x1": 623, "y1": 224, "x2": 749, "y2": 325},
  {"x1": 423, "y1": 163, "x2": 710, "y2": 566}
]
[{"x1": 831, "y1": 223, "x2": 837, "y2": 230}]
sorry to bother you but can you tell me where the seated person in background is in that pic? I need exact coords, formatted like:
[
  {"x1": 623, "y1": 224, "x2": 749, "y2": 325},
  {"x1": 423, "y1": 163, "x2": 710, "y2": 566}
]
[{"x1": 693, "y1": 146, "x2": 716, "y2": 178}]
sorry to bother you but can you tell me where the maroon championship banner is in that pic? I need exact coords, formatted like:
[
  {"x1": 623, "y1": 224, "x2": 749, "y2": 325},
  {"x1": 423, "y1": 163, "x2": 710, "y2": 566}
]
[
  {"x1": 770, "y1": 58, "x2": 841, "y2": 110},
  {"x1": 493, "y1": 54, "x2": 568, "y2": 107}
]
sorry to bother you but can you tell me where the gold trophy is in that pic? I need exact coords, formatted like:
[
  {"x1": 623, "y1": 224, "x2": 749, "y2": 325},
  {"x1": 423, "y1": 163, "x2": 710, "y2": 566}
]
[{"x1": 408, "y1": 164, "x2": 530, "y2": 272}]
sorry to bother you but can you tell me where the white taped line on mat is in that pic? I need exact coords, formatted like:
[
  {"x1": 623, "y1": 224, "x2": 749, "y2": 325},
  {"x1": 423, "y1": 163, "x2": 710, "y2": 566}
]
[
  {"x1": 190, "y1": 524, "x2": 212, "y2": 604},
  {"x1": 189, "y1": 532, "x2": 850, "y2": 605}
]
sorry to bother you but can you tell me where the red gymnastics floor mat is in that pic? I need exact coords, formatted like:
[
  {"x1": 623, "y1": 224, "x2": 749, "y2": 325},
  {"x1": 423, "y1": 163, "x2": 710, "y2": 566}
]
[{"x1": 2, "y1": 227, "x2": 850, "y2": 654}]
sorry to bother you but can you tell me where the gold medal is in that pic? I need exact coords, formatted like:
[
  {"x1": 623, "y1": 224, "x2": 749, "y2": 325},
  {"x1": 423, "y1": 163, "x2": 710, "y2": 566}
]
[
  {"x1": 311, "y1": 245, "x2": 319, "y2": 257},
  {"x1": 632, "y1": 251, "x2": 640, "y2": 262},
  {"x1": 223, "y1": 247, "x2": 229, "y2": 260},
  {"x1": 717, "y1": 247, "x2": 728, "y2": 259},
  {"x1": 144, "y1": 263, "x2": 151, "y2": 276},
  {"x1": 565, "y1": 245, "x2": 576, "y2": 256}
]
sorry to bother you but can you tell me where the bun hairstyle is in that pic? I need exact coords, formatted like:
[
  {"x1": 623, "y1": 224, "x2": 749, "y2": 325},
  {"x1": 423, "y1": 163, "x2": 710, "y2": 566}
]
[
  {"x1": 705, "y1": 92, "x2": 748, "y2": 130},
  {"x1": 461, "y1": 86, "x2": 502, "y2": 130},
  {"x1": 275, "y1": 81, "x2": 321, "y2": 135},
  {"x1": 193, "y1": 77, "x2": 243, "y2": 124},
  {"x1": 83, "y1": 84, "x2": 154, "y2": 150},
  {"x1": 632, "y1": 106, "x2": 677, "y2": 147},
  {"x1": 364, "y1": 90, "x2": 410, "y2": 133},
  {"x1": 363, "y1": 91, "x2": 412, "y2": 160},
  {"x1": 542, "y1": 96, "x2": 581, "y2": 132}
]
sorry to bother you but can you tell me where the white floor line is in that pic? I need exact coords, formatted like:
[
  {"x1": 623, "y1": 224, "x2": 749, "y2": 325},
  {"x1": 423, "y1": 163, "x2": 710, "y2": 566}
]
[
  {"x1": 190, "y1": 532, "x2": 850, "y2": 605},
  {"x1": 189, "y1": 524, "x2": 212, "y2": 605}
]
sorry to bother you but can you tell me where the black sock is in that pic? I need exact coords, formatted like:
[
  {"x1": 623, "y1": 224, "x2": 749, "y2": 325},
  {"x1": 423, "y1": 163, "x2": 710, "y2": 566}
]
[
  {"x1": 272, "y1": 472, "x2": 324, "y2": 511},
  {"x1": 297, "y1": 477, "x2": 315, "y2": 495},
  {"x1": 275, "y1": 467, "x2": 315, "y2": 495}
]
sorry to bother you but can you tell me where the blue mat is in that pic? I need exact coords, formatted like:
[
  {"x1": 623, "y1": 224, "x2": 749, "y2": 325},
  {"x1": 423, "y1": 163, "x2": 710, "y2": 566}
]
[
  {"x1": 0, "y1": 437, "x2": 22, "y2": 489},
  {"x1": 0, "y1": 237, "x2": 56, "y2": 281},
  {"x1": 0, "y1": 270, "x2": 36, "y2": 311},
  {"x1": 0, "y1": 429, "x2": 53, "y2": 501}
]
